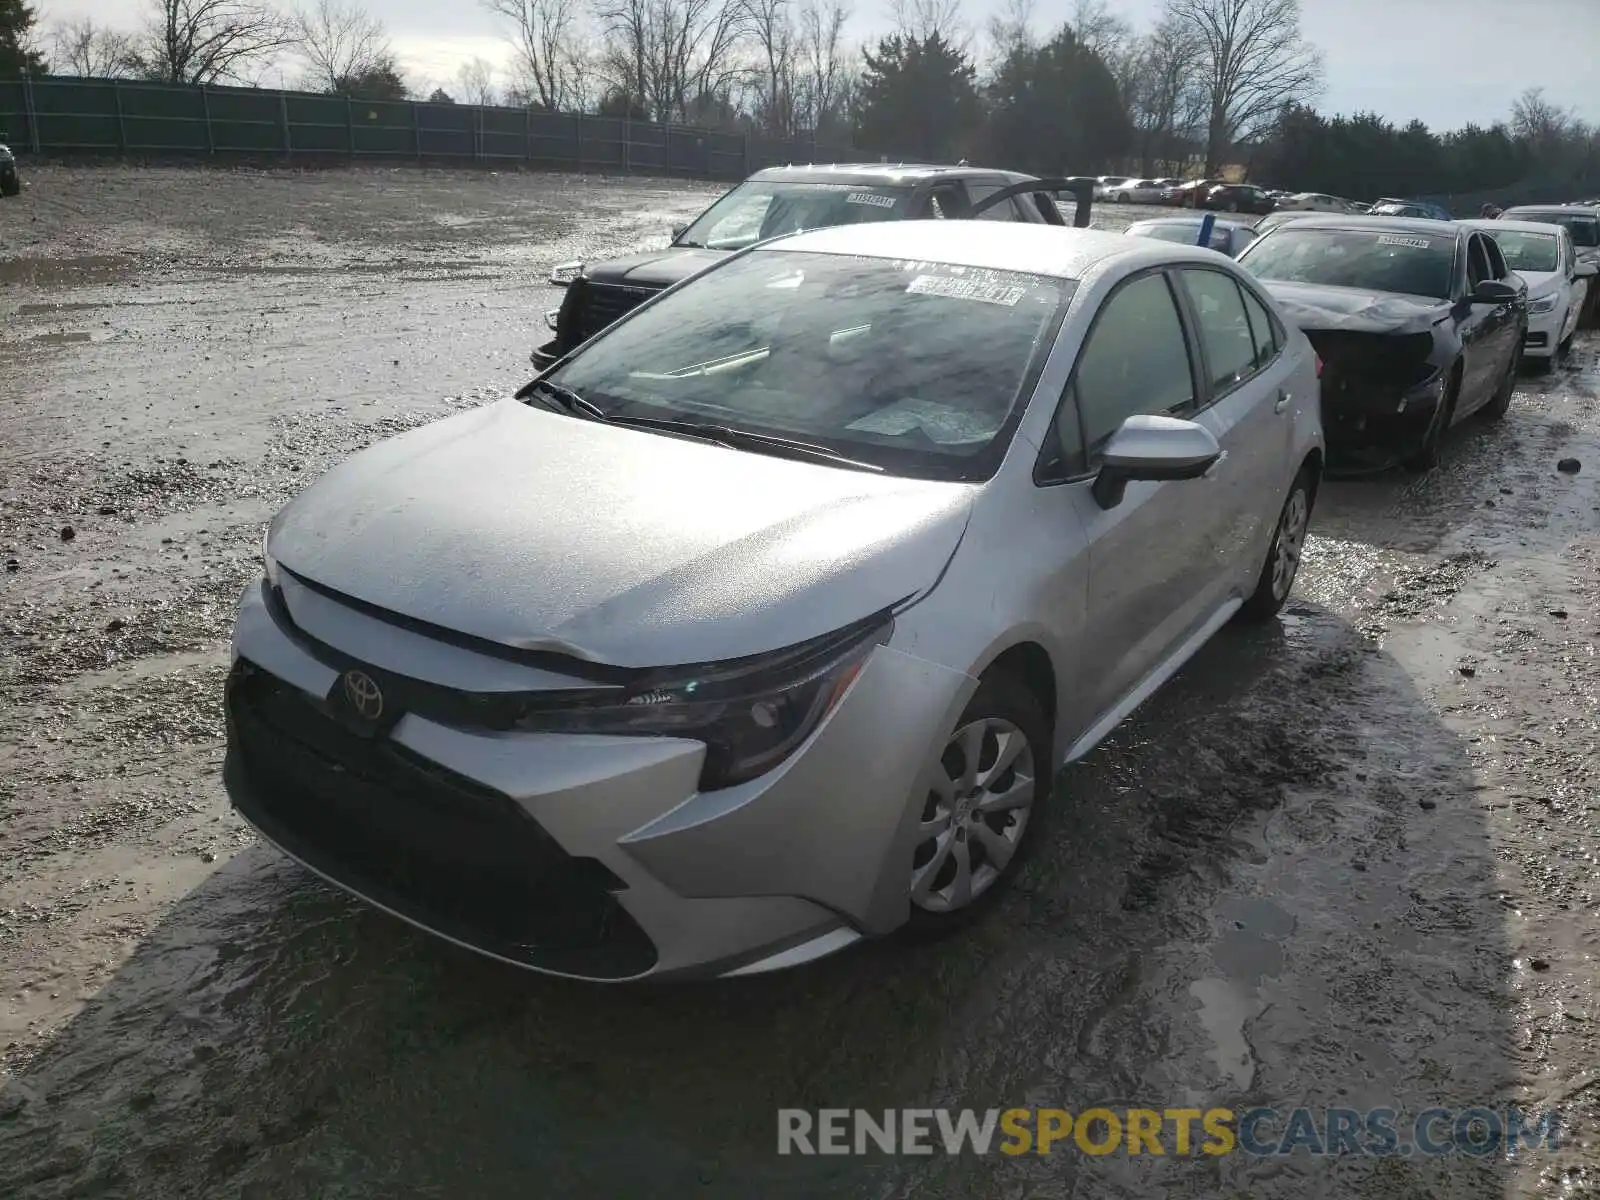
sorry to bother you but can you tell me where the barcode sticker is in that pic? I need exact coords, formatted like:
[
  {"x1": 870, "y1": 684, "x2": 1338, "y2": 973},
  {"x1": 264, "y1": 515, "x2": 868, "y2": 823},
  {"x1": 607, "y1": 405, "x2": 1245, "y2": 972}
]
[
  {"x1": 1377, "y1": 235, "x2": 1432, "y2": 248},
  {"x1": 906, "y1": 275, "x2": 1026, "y2": 305},
  {"x1": 845, "y1": 192, "x2": 897, "y2": 208}
]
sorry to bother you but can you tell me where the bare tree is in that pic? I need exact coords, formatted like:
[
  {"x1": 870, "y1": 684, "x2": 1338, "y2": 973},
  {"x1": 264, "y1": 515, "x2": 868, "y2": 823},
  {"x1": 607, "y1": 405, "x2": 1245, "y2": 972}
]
[
  {"x1": 890, "y1": 0, "x2": 962, "y2": 43},
  {"x1": 51, "y1": 17, "x2": 138, "y2": 77},
  {"x1": 1068, "y1": 0, "x2": 1128, "y2": 61},
  {"x1": 590, "y1": 0, "x2": 751, "y2": 124},
  {"x1": 133, "y1": 0, "x2": 298, "y2": 85},
  {"x1": 483, "y1": 0, "x2": 585, "y2": 110},
  {"x1": 456, "y1": 55, "x2": 502, "y2": 105},
  {"x1": 1164, "y1": 0, "x2": 1322, "y2": 176},
  {"x1": 292, "y1": 0, "x2": 392, "y2": 92},
  {"x1": 795, "y1": 0, "x2": 848, "y2": 135},
  {"x1": 983, "y1": 0, "x2": 1033, "y2": 69},
  {"x1": 1124, "y1": 13, "x2": 1204, "y2": 174},
  {"x1": 744, "y1": 0, "x2": 796, "y2": 136},
  {"x1": 1511, "y1": 88, "x2": 1575, "y2": 149}
]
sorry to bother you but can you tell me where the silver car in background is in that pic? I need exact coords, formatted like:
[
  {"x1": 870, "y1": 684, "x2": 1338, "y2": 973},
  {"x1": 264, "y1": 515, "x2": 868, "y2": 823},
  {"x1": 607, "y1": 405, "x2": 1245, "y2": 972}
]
[{"x1": 224, "y1": 221, "x2": 1324, "y2": 981}]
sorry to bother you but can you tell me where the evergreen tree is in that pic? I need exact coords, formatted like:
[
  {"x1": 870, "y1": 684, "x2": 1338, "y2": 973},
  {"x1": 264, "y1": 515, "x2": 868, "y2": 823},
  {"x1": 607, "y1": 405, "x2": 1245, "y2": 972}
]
[
  {"x1": 0, "y1": 0, "x2": 48, "y2": 76},
  {"x1": 853, "y1": 32, "x2": 981, "y2": 163}
]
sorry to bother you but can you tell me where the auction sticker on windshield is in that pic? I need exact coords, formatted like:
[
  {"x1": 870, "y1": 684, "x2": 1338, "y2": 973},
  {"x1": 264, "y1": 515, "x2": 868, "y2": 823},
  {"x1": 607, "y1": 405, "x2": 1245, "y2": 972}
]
[
  {"x1": 1376, "y1": 235, "x2": 1432, "y2": 248},
  {"x1": 846, "y1": 192, "x2": 897, "y2": 208},
  {"x1": 906, "y1": 275, "x2": 1026, "y2": 305}
]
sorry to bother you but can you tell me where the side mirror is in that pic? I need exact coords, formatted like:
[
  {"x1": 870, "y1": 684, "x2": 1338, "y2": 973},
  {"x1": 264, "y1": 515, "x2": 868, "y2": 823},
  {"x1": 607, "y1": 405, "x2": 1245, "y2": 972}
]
[
  {"x1": 671, "y1": 222, "x2": 689, "y2": 242},
  {"x1": 1091, "y1": 415, "x2": 1223, "y2": 509},
  {"x1": 1575, "y1": 261, "x2": 1598, "y2": 279},
  {"x1": 1470, "y1": 280, "x2": 1519, "y2": 305}
]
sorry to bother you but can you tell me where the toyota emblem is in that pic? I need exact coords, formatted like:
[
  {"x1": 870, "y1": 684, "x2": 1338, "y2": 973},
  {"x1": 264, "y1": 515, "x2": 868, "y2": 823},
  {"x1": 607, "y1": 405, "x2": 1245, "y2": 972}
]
[{"x1": 341, "y1": 669, "x2": 384, "y2": 721}]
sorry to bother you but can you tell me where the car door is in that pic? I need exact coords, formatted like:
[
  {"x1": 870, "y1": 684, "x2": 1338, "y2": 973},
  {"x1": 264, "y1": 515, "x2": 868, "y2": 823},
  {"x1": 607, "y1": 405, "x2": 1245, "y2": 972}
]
[
  {"x1": 1173, "y1": 265, "x2": 1296, "y2": 596},
  {"x1": 1468, "y1": 233, "x2": 1520, "y2": 413},
  {"x1": 1037, "y1": 270, "x2": 1233, "y2": 720},
  {"x1": 1458, "y1": 234, "x2": 1502, "y2": 407}
]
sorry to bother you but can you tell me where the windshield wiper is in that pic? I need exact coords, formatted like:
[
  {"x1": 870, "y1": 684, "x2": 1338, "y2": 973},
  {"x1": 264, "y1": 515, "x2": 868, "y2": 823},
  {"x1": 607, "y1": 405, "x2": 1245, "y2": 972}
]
[
  {"x1": 527, "y1": 378, "x2": 608, "y2": 421},
  {"x1": 605, "y1": 416, "x2": 884, "y2": 472}
]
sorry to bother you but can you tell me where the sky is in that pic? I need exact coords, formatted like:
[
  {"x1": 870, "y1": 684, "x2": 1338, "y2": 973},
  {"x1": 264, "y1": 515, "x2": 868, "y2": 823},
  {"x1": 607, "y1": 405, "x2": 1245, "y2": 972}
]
[{"x1": 37, "y1": 0, "x2": 1600, "y2": 132}]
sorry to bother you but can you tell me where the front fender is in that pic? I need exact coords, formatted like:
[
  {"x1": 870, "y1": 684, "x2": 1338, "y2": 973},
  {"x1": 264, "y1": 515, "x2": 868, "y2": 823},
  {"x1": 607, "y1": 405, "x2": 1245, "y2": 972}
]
[{"x1": 618, "y1": 643, "x2": 977, "y2": 935}]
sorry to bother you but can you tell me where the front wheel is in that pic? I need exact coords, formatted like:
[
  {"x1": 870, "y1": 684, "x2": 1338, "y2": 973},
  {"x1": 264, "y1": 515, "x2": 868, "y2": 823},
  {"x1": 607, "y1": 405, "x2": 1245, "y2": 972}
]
[
  {"x1": 0, "y1": 169, "x2": 18, "y2": 199},
  {"x1": 904, "y1": 674, "x2": 1051, "y2": 936},
  {"x1": 1402, "y1": 371, "x2": 1459, "y2": 471},
  {"x1": 1481, "y1": 344, "x2": 1522, "y2": 418},
  {"x1": 1237, "y1": 470, "x2": 1313, "y2": 622}
]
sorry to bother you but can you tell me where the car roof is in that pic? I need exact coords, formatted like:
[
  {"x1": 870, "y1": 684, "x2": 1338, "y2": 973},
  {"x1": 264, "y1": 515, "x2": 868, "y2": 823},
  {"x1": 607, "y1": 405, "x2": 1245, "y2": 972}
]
[
  {"x1": 747, "y1": 162, "x2": 1034, "y2": 186},
  {"x1": 1459, "y1": 218, "x2": 1569, "y2": 237},
  {"x1": 1503, "y1": 204, "x2": 1599, "y2": 218},
  {"x1": 1128, "y1": 217, "x2": 1251, "y2": 232},
  {"x1": 765, "y1": 220, "x2": 1228, "y2": 279},
  {"x1": 1257, "y1": 214, "x2": 1462, "y2": 238}
]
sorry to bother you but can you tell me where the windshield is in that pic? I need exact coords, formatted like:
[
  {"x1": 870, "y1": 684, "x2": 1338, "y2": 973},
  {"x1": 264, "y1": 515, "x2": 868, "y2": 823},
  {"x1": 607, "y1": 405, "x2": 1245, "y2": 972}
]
[
  {"x1": 674, "y1": 181, "x2": 913, "y2": 250},
  {"x1": 544, "y1": 248, "x2": 1075, "y2": 481},
  {"x1": 1507, "y1": 212, "x2": 1599, "y2": 248},
  {"x1": 1485, "y1": 230, "x2": 1559, "y2": 273},
  {"x1": 1241, "y1": 227, "x2": 1456, "y2": 299}
]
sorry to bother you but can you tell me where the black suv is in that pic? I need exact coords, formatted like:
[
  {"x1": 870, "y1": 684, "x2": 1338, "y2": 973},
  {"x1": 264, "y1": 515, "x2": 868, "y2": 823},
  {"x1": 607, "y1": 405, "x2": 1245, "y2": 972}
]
[
  {"x1": 533, "y1": 163, "x2": 1094, "y2": 368},
  {"x1": 0, "y1": 132, "x2": 19, "y2": 199}
]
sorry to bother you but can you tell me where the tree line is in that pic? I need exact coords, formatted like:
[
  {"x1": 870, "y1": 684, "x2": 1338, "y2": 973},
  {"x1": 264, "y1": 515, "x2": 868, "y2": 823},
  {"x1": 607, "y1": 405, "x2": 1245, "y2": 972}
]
[{"x1": 3, "y1": 0, "x2": 1596, "y2": 197}]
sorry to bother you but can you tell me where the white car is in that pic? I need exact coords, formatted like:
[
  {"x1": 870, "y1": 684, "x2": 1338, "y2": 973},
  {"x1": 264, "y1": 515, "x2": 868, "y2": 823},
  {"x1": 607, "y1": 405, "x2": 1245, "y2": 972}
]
[
  {"x1": 1462, "y1": 217, "x2": 1596, "y2": 368},
  {"x1": 1108, "y1": 179, "x2": 1166, "y2": 205},
  {"x1": 1276, "y1": 193, "x2": 1357, "y2": 213},
  {"x1": 1094, "y1": 176, "x2": 1137, "y2": 200}
]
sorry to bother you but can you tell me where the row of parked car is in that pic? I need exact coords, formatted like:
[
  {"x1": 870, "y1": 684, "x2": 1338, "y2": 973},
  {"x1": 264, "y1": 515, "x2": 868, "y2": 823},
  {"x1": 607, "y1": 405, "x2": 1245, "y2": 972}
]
[{"x1": 222, "y1": 159, "x2": 1596, "y2": 984}]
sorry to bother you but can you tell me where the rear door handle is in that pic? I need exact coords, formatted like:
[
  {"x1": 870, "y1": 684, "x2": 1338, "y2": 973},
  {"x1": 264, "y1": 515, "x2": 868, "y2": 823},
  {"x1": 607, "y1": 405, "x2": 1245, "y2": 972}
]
[{"x1": 1274, "y1": 388, "x2": 1291, "y2": 413}]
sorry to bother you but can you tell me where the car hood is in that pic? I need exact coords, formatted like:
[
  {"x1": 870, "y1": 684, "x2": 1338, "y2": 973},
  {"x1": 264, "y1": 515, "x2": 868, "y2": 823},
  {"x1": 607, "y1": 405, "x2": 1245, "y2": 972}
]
[
  {"x1": 1256, "y1": 281, "x2": 1449, "y2": 334},
  {"x1": 267, "y1": 399, "x2": 976, "y2": 669},
  {"x1": 584, "y1": 246, "x2": 729, "y2": 290},
  {"x1": 1514, "y1": 269, "x2": 1562, "y2": 296}
]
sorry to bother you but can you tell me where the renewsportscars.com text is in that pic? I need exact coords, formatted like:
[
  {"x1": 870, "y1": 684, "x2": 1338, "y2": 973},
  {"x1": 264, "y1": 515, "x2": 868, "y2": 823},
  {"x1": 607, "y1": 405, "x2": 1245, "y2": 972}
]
[{"x1": 777, "y1": 1107, "x2": 1562, "y2": 1157}]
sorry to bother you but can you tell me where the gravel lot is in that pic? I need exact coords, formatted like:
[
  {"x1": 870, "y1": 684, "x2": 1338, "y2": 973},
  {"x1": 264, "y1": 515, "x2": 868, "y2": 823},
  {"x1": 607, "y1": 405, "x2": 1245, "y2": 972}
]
[{"x1": 3, "y1": 165, "x2": 1600, "y2": 1199}]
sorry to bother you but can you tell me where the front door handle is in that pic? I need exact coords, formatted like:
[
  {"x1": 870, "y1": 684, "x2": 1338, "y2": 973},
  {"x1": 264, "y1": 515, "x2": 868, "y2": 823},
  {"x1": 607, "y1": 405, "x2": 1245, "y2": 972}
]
[{"x1": 1274, "y1": 388, "x2": 1291, "y2": 414}]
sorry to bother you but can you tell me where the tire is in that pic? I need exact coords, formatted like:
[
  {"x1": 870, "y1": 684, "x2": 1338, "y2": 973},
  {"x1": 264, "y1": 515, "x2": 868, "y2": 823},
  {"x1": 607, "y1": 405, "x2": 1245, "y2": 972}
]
[
  {"x1": 1481, "y1": 344, "x2": 1521, "y2": 419},
  {"x1": 1228, "y1": 199, "x2": 1241, "y2": 212},
  {"x1": 1403, "y1": 368, "x2": 1460, "y2": 471},
  {"x1": 1237, "y1": 468, "x2": 1314, "y2": 622},
  {"x1": 0, "y1": 169, "x2": 18, "y2": 199},
  {"x1": 1117, "y1": 192, "x2": 1130, "y2": 204},
  {"x1": 903, "y1": 672, "x2": 1051, "y2": 937}
]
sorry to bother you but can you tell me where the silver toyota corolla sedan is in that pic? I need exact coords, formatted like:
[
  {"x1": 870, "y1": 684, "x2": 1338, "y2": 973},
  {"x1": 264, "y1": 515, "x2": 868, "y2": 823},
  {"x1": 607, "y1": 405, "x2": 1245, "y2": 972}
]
[{"x1": 225, "y1": 221, "x2": 1324, "y2": 982}]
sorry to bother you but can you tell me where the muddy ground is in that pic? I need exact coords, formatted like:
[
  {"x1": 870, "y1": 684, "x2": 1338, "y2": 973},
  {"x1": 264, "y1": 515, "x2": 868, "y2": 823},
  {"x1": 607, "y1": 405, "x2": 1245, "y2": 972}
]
[{"x1": 2, "y1": 165, "x2": 1599, "y2": 1199}]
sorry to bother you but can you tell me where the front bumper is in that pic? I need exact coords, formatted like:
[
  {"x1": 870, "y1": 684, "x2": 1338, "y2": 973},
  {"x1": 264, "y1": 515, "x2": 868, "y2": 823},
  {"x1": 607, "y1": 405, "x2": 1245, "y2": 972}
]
[
  {"x1": 531, "y1": 339, "x2": 560, "y2": 370},
  {"x1": 1321, "y1": 373, "x2": 1446, "y2": 473},
  {"x1": 224, "y1": 580, "x2": 973, "y2": 981}
]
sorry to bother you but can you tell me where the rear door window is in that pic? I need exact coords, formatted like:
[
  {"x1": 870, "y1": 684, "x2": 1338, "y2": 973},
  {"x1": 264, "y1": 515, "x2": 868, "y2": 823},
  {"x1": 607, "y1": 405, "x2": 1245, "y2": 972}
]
[{"x1": 1179, "y1": 269, "x2": 1259, "y2": 395}]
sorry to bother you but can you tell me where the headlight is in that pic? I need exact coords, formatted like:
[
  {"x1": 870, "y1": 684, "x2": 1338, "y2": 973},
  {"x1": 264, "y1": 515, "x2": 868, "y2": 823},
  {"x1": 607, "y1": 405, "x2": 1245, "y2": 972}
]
[
  {"x1": 1528, "y1": 294, "x2": 1557, "y2": 314},
  {"x1": 262, "y1": 532, "x2": 281, "y2": 589},
  {"x1": 514, "y1": 613, "x2": 893, "y2": 790},
  {"x1": 549, "y1": 261, "x2": 584, "y2": 286}
]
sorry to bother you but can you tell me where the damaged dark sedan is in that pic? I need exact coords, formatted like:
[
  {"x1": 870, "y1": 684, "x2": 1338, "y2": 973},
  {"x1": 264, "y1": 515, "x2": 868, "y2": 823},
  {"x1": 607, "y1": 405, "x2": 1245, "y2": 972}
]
[
  {"x1": 532, "y1": 164, "x2": 1095, "y2": 369},
  {"x1": 1236, "y1": 216, "x2": 1527, "y2": 472}
]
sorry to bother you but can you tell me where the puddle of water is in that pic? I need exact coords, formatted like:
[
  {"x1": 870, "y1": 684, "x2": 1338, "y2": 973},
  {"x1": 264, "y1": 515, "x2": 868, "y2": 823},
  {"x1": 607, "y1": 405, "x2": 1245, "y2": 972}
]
[
  {"x1": 16, "y1": 301, "x2": 111, "y2": 316},
  {"x1": 1189, "y1": 976, "x2": 1261, "y2": 1092},
  {"x1": 27, "y1": 331, "x2": 92, "y2": 345}
]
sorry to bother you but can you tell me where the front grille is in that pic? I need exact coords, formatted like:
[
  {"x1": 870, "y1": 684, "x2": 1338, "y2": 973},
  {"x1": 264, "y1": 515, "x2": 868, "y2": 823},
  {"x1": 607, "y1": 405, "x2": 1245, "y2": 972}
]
[
  {"x1": 1305, "y1": 330, "x2": 1437, "y2": 405},
  {"x1": 1526, "y1": 331, "x2": 1549, "y2": 348},
  {"x1": 562, "y1": 278, "x2": 661, "y2": 345},
  {"x1": 225, "y1": 660, "x2": 657, "y2": 978}
]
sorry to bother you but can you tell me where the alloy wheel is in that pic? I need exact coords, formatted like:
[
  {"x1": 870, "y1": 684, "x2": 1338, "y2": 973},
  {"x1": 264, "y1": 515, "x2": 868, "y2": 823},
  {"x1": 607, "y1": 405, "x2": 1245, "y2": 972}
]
[
  {"x1": 912, "y1": 718, "x2": 1036, "y2": 913},
  {"x1": 1271, "y1": 487, "x2": 1309, "y2": 601}
]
